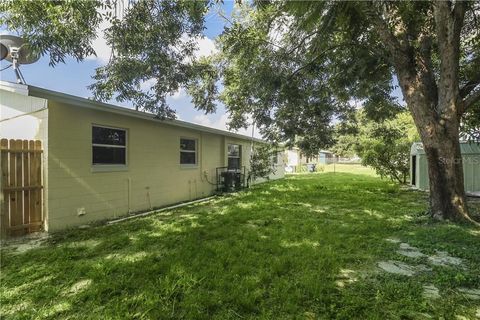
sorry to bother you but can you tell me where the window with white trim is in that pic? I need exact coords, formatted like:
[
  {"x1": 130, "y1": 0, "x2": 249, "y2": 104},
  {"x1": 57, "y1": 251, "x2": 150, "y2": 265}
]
[
  {"x1": 180, "y1": 138, "x2": 197, "y2": 165},
  {"x1": 92, "y1": 125, "x2": 127, "y2": 165},
  {"x1": 272, "y1": 152, "x2": 279, "y2": 165},
  {"x1": 227, "y1": 144, "x2": 241, "y2": 169}
]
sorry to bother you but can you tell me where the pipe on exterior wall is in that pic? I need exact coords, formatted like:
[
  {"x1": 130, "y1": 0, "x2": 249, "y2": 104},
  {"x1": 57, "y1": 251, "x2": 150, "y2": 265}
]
[
  {"x1": 188, "y1": 180, "x2": 192, "y2": 201},
  {"x1": 107, "y1": 195, "x2": 217, "y2": 225},
  {"x1": 127, "y1": 178, "x2": 131, "y2": 213},
  {"x1": 146, "y1": 186, "x2": 152, "y2": 210},
  {"x1": 200, "y1": 133, "x2": 204, "y2": 182},
  {"x1": 0, "y1": 107, "x2": 48, "y2": 123},
  {"x1": 194, "y1": 179, "x2": 198, "y2": 198}
]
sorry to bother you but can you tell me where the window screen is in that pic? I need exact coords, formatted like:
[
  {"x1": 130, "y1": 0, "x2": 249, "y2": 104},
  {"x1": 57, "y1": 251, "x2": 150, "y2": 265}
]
[
  {"x1": 180, "y1": 138, "x2": 197, "y2": 165},
  {"x1": 92, "y1": 126, "x2": 127, "y2": 165},
  {"x1": 227, "y1": 144, "x2": 241, "y2": 169}
]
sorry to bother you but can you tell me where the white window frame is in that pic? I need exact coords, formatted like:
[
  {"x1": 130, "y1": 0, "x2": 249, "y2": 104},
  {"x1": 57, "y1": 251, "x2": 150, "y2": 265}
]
[
  {"x1": 180, "y1": 137, "x2": 198, "y2": 168},
  {"x1": 92, "y1": 124, "x2": 128, "y2": 171},
  {"x1": 227, "y1": 143, "x2": 241, "y2": 169}
]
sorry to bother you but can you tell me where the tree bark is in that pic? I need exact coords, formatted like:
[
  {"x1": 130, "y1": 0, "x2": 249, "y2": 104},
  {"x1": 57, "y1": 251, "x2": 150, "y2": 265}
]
[
  {"x1": 369, "y1": 1, "x2": 477, "y2": 223},
  {"x1": 421, "y1": 123, "x2": 469, "y2": 221},
  {"x1": 400, "y1": 80, "x2": 472, "y2": 222}
]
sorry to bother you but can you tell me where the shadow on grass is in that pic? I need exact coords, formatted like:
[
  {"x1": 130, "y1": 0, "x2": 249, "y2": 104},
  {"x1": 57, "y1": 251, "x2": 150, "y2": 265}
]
[{"x1": 1, "y1": 173, "x2": 479, "y2": 319}]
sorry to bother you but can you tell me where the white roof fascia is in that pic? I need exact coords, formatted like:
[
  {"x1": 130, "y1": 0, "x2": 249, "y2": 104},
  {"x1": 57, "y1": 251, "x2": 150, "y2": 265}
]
[{"x1": 23, "y1": 83, "x2": 266, "y2": 143}]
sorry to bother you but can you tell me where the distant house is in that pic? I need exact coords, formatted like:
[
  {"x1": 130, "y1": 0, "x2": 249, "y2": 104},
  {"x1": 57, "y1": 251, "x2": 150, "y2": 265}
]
[
  {"x1": 410, "y1": 142, "x2": 480, "y2": 194},
  {"x1": 285, "y1": 148, "x2": 336, "y2": 172},
  {"x1": 285, "y1": 148, "x2": 312, "y2": 172},
  {"x1": 318, "y1": 150, "x2": 335, "y2": 164},
  {"x1": 0, "y1": 81, "x2": 284, "y2": 235}
]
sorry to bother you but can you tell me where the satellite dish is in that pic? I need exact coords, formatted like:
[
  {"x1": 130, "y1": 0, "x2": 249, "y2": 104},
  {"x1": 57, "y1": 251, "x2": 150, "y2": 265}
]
[
  {"x1": 0, "y1": 35, "x2": 40, "y2": 84},
  {"x1": 0, "y1": 35, "x2": 39, "y2": 64},
  {"x1": 0, "y1": 43, "x2": 7, "y2": 61}
]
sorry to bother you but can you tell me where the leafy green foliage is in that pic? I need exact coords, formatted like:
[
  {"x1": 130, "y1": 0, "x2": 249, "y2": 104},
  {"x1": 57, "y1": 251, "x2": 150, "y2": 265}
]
[
  {"x1": 189, "y1": 1, "x2": 480, "y2": 153},
  {"x1": 1, "y1": 0, "x2": 213, "y2": 117},
  {"x1": 248, "y1": 144, "x2": 277, "y2": 184},
  {"x1": 0, "y1": 0, "x2": 103, "y2": 66},
  {"x1": 329, "y1": 133, "x2": 357, "y2": 158},
  {"x1": 186, "y1": 56, "x2": 219, "y2": 114},
  {"x1": 2, "y1": 0, "x2": 479, "y2": 128},
  {"x1": 2, "y1": 171, "x2": 479, "y2": 318},
  {"x1": 89, "y1": 0, "x2": 211, "y2": 116},
  {"x1": 460, "y1": 106, "x2": 480, "y2": 143},
  {"x1": 188, "y1": 1, "x2": 415, "y2": 152},
  {"x1": 333, "y1": 111, "x2": 419, "y2": 183}
]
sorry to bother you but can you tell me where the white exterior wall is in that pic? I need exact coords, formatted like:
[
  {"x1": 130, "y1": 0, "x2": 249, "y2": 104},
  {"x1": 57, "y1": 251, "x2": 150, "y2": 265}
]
[
  {"x1": 0, "y1": 83, "x2": 48, "y2": 141},
  {"x1": 286, "y1": 149, "x2": 299, "y2": 166},
  {"x1": 1, "y1": 84, "x2": 49, "y2": 230}
]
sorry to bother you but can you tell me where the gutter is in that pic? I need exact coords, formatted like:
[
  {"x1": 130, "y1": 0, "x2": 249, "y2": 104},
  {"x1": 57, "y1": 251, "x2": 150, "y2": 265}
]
[{"x1": 26, "y1": 84, "x2": 266, "y2": 144}]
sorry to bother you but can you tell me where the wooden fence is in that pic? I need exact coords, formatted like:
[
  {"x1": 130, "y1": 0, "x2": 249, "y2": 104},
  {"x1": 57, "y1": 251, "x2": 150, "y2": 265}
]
[{"x1": 1, "y1": 139, "x2": 43, "y2": 238}]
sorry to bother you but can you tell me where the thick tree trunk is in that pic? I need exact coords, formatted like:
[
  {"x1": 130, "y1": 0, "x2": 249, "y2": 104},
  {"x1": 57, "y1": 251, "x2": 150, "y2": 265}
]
[
  {"x1": 422, "y1": 130, "x2": 469, "y2": 221},
  {"x1": 398, "y1": 76, "x2": 471, "y2": 222},
  {"x1": 371, "y1": 1, "x2": 477, "y2": 223}
]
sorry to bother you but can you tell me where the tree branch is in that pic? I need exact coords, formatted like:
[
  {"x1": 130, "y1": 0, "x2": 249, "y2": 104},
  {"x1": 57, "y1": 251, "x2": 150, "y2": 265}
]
[
  {"x1": 463, "y1": 86, "x2": 480, "y2": 111},
  {"x1": 365, "y1": 3, "x2": 412, "y2": 70},
  {"x1": 460, "y1": 71, "x2": 480, "y2": 99},
  {"x1": 417, "y1": 33, "x2": 438, "y2": 104},
  {"x1": 434, "y1": 1, "x2": 466, "y2": 114},
  {"x1": 287, "y1": 43, "x2": 353, "y2": 80},
  {"x1": 286, "y1": 31, "x2": 318, "y2": 56}
]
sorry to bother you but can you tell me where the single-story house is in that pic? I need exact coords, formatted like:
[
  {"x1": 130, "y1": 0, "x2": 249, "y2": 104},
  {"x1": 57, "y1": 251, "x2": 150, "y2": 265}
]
[
  {"x1": 285, "y1": 148, "x2": 315, "y2": 172},
  {"x1": 0, "y1": 81, "x2": 284, "y2": 235},
  {"x1": 410, "y1": 142, "x2": 480, "y2": 194},
  {"x1": 285, "y1": 148, "x2": 339, "y2": 172},
  {"x1": 318, "y1": 150, "x2": 335, "y2": 164}
]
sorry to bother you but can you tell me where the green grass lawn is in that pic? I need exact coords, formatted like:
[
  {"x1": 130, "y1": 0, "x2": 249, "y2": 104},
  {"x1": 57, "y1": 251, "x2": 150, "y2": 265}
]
[{"x1": 1, "y1": 167, "x2": 480, "y2": 319}]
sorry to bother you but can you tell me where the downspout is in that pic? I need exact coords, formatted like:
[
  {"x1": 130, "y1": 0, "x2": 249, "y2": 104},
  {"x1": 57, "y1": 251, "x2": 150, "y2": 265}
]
[
  {"x1": 200, "y1": 132, "x2": 204, "y2": 181},
  {"x1": 248, "y1": 120, "x2": 255, "y2": 187}
]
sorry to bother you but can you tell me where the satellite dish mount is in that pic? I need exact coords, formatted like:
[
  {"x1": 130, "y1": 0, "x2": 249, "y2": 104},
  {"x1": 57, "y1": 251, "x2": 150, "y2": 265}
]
[
  {"x1": 0, "y1": 35, "x2": 39, "y2": 84},
  {"x1": 10, "y1": 47, "x2": 26, "y2": 84}
]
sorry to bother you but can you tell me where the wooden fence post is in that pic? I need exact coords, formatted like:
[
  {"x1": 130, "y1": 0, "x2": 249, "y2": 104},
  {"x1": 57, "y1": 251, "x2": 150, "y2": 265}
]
[
  {"x1": 31, "y1": 140, "x2": 42, "y2": 232},
  {"x1": 1, "y1": 139, "x2": 9, "y2": 239}
]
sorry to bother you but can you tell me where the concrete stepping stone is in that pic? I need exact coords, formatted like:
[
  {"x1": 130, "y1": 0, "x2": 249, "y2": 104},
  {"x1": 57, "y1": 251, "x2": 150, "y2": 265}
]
[
  {"x1": 422, "y1": 284, "x2": 440, "y2": 299},
  {"x1": 457, "y1": 288, "x2": 480, "y2": 300},
  {"x1": 428, "y1": 250, "x2": 463, "y2": 267},
  {"x1": 385, "y1": 238, "x2": 401, "y2": 244},
  {"x1": 377, "y1": 260, "x2": 431, "y2": 276},
  {"x1": 397, "y1": 242, "x2": 426, "y2": 258},
  {"x1": 399, "y1": 243, "x2": 419, "y2": 250}
]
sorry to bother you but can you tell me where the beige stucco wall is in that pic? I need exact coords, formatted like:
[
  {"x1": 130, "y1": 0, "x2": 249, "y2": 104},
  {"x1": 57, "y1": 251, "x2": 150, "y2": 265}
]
[{"x1": 46, "y1": 101, "x2": 284, "y2": 231}]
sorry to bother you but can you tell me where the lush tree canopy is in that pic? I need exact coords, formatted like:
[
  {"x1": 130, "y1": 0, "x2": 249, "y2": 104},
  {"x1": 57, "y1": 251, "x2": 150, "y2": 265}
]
[
  {"x1": 196, "y1": 1, "x2": 480, "y2": 222},
  {"x1": 2, "y1": 0, "x2": 480, "y2": 222},
  {"x1": 334, "y1": 110, "x2": 419, "y2": 184},
  {"x1": 0, "y1": 0, "x2": 103, "y2": 66},
  {"x1": 89, "y1": 0, "x2": 211, "y2": 116}
]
